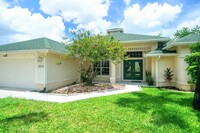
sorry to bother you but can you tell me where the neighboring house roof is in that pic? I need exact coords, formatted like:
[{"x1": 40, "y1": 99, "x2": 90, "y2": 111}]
[
  {"x1": 111, "y1": 32, "x2": 170, "y2": 43},
  {"x1": 146, "y1": 49, "x2": 177, "y2": 57},
  {"x1": 0, "y1": 37, "x2": 68, "y2": 53},
  {"x1": 163, "y1": 33, "x2": 200, "y2": 49}
]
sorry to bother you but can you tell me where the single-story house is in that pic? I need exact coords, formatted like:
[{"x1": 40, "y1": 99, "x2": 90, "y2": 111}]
[{"x1": 0, "y1": 28, "x2": 199, "y2": 91}]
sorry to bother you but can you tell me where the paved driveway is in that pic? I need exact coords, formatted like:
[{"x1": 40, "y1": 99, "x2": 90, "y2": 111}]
[{"x1": 0, "y1": 85, "x2": 141, "y2": 103}]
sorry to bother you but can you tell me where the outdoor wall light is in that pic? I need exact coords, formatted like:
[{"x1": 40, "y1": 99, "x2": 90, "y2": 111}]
[
  {"x1": 3, "y1": 54, "x2": 8, "y2": 57},
  {"x1": 37, "y1": 56, "x2": 43, "y2": 62}
]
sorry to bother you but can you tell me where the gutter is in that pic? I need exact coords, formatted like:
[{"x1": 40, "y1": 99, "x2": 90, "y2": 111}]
[
  {"x1": 0, "y1": 49, "x2": 68, "y2": 55},
  {"x1": 145, "y1": 53, "x2": 177, "y2": 57}
]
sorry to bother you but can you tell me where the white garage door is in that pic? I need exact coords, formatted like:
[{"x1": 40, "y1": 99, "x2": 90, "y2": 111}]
[{"x1": 0, "y1": 58, "x2": 35, "y2": 90}]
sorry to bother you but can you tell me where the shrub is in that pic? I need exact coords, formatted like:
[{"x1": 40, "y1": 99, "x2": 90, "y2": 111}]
[
  {"x1": 163, "y1": 68, "x2": 174, "y2": 87},
  {"x1": 146, "y1": 71, "x2": 154, "y2": 86}
]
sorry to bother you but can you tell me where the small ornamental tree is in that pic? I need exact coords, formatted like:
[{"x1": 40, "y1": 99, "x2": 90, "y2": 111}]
[
  {"x1": 66, "y1": 30, "x2": 126, "y2": 86},
  {"x1": 163, "y1": 68, "x2": 174, "y2": 87},
  {"x1": 185, "y1": 42, "x2": 200, "y2": 111}
]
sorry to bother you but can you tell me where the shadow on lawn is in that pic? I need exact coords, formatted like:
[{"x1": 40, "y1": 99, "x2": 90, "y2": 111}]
[
  {"x1": 115, "y1": 89, "x2": 194, "y2": 129},
  {"x1": 195, "y1": 111, "x2": 200, "y2": 122},
  {"x1": 0, "y1": 112, "x2": 48, "y2": 124}
]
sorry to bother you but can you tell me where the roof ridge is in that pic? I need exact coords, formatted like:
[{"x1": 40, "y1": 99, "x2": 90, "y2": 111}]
[
  {"x1": 43, "y1": 37, "x2": 51, "y2": 49},
  {"x1": 0, "y1": 37, "x2": 45, "y2": 46}
]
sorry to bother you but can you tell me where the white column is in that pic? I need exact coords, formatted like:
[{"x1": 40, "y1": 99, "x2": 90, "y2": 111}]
[
  {"x1": 110, "y1": 61, "x2": 116, "y2": 84},
  {"x1": 156, "y1": 56, "x2": 161, "y2": 87}
]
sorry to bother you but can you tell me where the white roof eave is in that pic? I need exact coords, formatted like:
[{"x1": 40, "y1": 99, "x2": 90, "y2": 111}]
[
  {"x1": 163, "y1": 41, "x2": 198, "y2": 49},
  {"x1": 120, "y1": 38, "x2": 170, "y2": 44},
  {"x1": 0, "y1": 49, "x2": 49, "y2": 54}
]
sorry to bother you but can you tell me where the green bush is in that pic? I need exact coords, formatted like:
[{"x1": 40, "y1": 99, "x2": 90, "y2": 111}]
[{"x1": 146, "y1": 71, "x2": 154, "y2": 86}]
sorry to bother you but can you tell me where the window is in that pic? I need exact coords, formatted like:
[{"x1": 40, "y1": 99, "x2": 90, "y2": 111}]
[
  {"x1": 93, "y1": 61, "x2": 109, "y2": 75},
  {"x1": 126, "y1": 51, "x2": 143, "y2": 58}
]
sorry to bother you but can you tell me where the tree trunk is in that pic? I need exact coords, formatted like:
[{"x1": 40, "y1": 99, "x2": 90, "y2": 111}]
[{"x1": 193, "y1": 57, "x2": 200, "y2": 111}]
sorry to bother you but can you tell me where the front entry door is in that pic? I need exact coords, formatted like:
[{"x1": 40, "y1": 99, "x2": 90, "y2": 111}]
[{"x1": 124, "y1": 60, "x2": 143, "y2": 80}]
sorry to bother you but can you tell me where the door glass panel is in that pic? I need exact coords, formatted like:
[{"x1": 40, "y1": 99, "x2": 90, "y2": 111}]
[
  {"x1": 135, "y1": 62, "x2": 141, "y2": 72},
  {"x1": 135, "y1": 73, "x2": 141, "y2": 78},
  {"x1": 133, "y1": 61, "x2": 142, "y2": 80},
  {"x1": 124, "y1": 61, "x2": 132, "y2": 79}
]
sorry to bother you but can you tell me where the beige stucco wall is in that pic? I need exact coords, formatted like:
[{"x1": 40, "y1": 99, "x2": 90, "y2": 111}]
[
  {"x1": 157, "y1": 56, "x2": 176, "y2": 86},
  {"x1": 123, "y1": 42, "x2": 157, "y2": 50},
  {"x1": 149, "y1": 46, "x2": 194, "y2": 91},
  {"x1": 151, "y1": 57, "x2": 156, "y2": 81},
  {"x1": 46, "y1": 53, "x2": 79, "y2": 91},
  {"x1": 174, "y1": 46, "x2": 194, "y2": 90}
]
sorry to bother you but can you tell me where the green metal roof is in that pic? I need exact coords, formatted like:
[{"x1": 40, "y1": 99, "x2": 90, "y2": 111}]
[
  {"x1": 111, "y1": 32, "x2": 170, "y2": 42},
  {"x1": 163, "y1": 33, "x2": 200, "y2": 49},
  {"x1": 0, "y1": 37, "x2": 68, "y2": 53}
]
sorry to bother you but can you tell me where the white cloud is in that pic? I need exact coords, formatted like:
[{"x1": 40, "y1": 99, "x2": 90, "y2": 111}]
[
  {"x1": 70, "y1": 20, "x2": 111, "y2": 34},
  {"x1": 0, "y1": 0, "x2": 9, "y2": 8},
  {"x1": 177, "y1": 8, "x2": 200, "y2": 30},
  {"x1": 121, "y1": 2, "x2": 182, "y2": 36},
  {"x1": 0, "y1": 0, "x2": 66, "y2": 44},
  {"x1": 39, "y1": 0, "x2": 111, "y2": 34},
  {"x1": 124, "y1": 0, "x2": 130, "y2": 6}
]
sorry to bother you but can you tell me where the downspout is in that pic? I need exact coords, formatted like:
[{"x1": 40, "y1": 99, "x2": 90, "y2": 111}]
[
  {"x1": 42, "y1": 52, "x2": 48, "y2": 92},
  {"x1": 43, "y1": 56, "x2": 47, "y2": 92},
  {"x1": 156, "y1": 55, "x2": 161, "y2": 87}
]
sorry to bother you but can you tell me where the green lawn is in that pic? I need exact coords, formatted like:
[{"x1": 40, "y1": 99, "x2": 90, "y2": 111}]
[{"x1": 0, "y1": 88, "x2": 200, "y2": 132}]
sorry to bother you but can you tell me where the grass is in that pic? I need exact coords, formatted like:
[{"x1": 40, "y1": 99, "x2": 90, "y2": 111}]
[{"x1": 0, "y1": 88, "x2": 200, "y2": 133}]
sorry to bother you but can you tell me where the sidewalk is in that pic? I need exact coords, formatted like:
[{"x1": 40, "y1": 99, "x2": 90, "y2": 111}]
[{"x1": 0, "y1": 85, "x2": 141, "y2": 103}]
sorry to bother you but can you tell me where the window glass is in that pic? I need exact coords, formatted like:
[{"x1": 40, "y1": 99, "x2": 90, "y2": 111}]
[
  {"x1": 102, "y1": 61, "x2": 109, "y2": 67},
  {"x1": 93, "y1": 61, "x2": 109, "y2": 75},
  {"x1": 126, "y1": 51, "x2": 143, "y2": 58},
  {"x1": 102, "y1": 68, "x2": 109, "y2": 75}
]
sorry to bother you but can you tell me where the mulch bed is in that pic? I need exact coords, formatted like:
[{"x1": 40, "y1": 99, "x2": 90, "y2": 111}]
[{"x1": 51, "y1": 83, "x2": 125, "y2": 94}]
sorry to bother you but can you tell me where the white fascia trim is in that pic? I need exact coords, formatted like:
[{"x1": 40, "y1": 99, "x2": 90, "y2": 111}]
[
  {"x1": 145, "y1": 53, "x2": 177, "y2": 57},
  {"x1": 0, "y1": 49, "x2": 49, "y2": 54},
  {"x1": 0, "y1": 49, "x2": 68, "y2": 55},
  {"x1": 163, "y1": 42, "x2": 197, "y2": 49}
]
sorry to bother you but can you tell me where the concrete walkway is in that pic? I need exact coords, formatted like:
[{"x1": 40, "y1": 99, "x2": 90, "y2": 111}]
[{"x1": 0, "y1": 85, "x2": 141, "y2": 103}]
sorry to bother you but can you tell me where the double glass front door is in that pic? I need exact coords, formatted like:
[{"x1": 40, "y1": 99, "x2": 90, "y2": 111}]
[{"x1": 124, "y1": 60, "x2": 143, "y2": 80}]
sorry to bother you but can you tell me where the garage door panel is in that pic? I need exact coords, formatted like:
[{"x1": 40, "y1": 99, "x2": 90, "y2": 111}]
[{"x1": 0, "y1": 58, "x2": 35, "y2": 90}]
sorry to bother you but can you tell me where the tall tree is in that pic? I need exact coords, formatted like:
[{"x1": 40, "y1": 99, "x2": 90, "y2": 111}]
[
  {"x1": 173, "y1": 25, "x2": 200, "y2": 39},
  {"x1": 174, "y1": 25, "x2": 200, "y2": 111},
  {"x1": 185, "y1": 43, "x2": 200, "y2": 111},
  {"x1": 66, "y1": 30, "x2": 126, "y2": 85}
]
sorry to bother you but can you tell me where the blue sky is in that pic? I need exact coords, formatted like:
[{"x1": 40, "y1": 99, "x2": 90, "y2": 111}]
[{"x1": 0, "y1": 0, "x2": 200, "y2": 45}]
